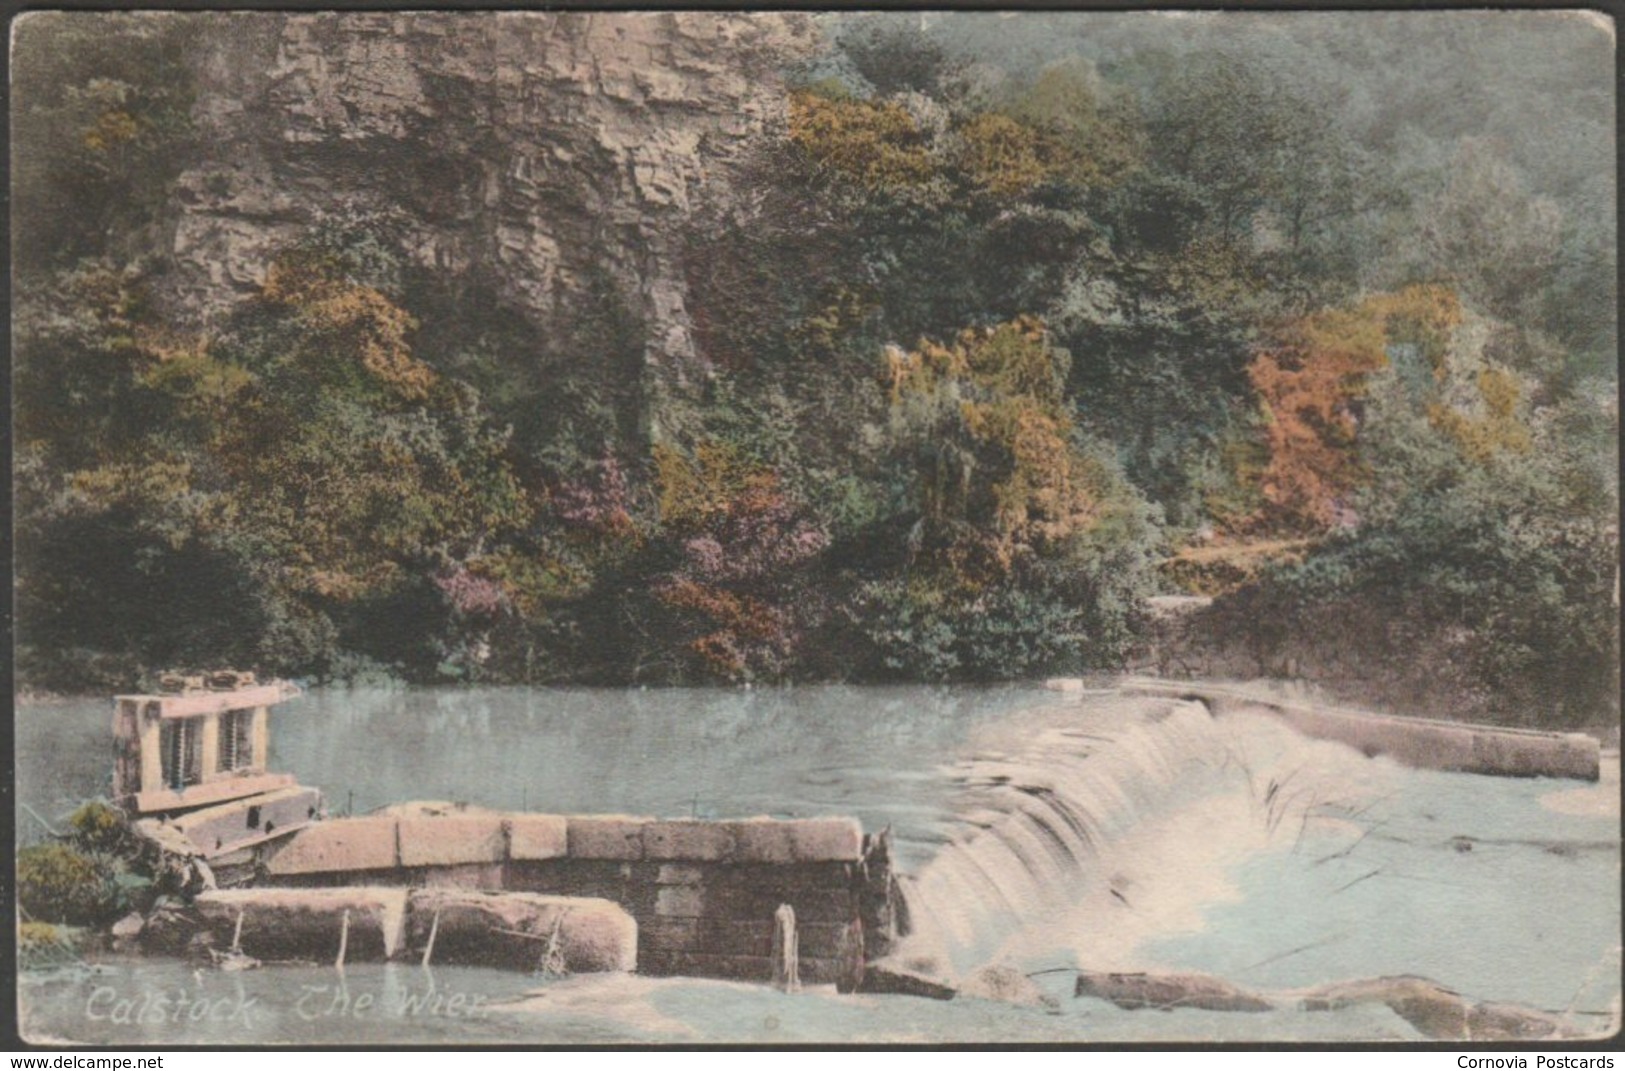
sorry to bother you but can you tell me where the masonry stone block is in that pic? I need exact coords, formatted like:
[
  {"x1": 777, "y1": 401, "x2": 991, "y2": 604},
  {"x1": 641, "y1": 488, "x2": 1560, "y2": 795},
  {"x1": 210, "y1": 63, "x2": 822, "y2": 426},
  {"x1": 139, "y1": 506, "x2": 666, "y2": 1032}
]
[
  {"x1": 506, "y1": 814, "x2": 568, "y2": 860},
  {"x1": 654, "y1": 885, "x2": 706, "y2": 918},
  {"x1": 788, "y1": 818, "x2": 863, "y2": 862},
  {"x1": 262, "y1": 816, "x2": 399, "y2": 875},
  {"x1": 398, "y1": 815, "x2": 506, "y2": 867},
  {"x1": 643, "y1": 820, "x2": 736, "y2": 862},
  {"x1": 195, "y1": 886, "x2": 409, "y2": 960},
  {"x1": 567, "y1": 816, "x2": 649, "y2": 860},
  {"x1": 416, "y1": 862, "x2": 504, "y2": 890},
  {"x1": 730, "y1": 818, "x2": 796, "y2": 864},
  {"x1": 406, "y1": 890, "x2": 636, "y2": 972}
]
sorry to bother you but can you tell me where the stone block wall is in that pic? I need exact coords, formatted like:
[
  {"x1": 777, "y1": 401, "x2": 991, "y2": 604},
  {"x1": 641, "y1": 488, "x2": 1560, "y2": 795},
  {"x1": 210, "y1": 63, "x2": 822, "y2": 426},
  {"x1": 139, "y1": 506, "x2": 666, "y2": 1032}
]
[
  {"x1": 190, "y1": 886, "x2": 635, "y2": 970},
  {"x1": 1122, "y1": 679, "x2": 1601, "y2": 780},
  {"x1": 252, "y1": 809, "x2": 886, "y2": 987}
]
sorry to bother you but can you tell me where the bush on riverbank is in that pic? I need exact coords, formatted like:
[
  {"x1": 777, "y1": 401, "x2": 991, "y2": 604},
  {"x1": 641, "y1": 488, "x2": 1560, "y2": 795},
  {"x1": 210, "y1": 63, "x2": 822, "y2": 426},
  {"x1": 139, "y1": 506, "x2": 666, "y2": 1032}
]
[
  {"x1": 18, "y1": 803, "x2": 156, "y2": 929},
  {"x1": 17, "y1": 843, "x2": 126, "y2": 927}
]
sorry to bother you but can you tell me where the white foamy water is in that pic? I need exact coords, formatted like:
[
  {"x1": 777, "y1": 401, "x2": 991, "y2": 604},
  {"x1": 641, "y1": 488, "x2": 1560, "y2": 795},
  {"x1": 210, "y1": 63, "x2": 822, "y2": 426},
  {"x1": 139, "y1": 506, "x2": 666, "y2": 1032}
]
[{"x1": 890, "y1": 698, "x2": 1403, "y2": 981}]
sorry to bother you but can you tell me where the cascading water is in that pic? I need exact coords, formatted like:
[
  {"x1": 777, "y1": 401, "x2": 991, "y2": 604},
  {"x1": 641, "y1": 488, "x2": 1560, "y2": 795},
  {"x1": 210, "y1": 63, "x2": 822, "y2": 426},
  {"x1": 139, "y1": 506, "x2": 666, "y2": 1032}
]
[{"x1": 890, "y1": 693, "x2": 1394, "y2": 983}]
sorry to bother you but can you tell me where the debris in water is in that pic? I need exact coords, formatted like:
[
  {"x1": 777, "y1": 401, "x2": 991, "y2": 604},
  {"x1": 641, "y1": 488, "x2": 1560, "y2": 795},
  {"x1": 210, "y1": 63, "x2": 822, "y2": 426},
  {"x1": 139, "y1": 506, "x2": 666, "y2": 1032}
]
[
  {"x1": 1075, "y1": 969, "x2": 1274, "y2": 1013},
  {"x1": 1074, "y1": 967, "x2": 1579, "y2": 1040},
  {"x1": 859, "y1": 961, "x2": 957, "y2": 1000},
  {"x1": 960, "y1": 965, "x2": 1058, "y2": 1010}
]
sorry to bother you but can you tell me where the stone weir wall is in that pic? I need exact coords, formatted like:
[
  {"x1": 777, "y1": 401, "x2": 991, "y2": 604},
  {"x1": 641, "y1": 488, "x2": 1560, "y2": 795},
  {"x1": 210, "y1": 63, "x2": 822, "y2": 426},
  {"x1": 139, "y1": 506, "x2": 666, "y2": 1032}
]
[
  {"x1": 1118, "y1": 678, "x2": 1601, "y2": 781},
  {"x1": 243, "y1": 805, "x2": 898, "y2": 988}
]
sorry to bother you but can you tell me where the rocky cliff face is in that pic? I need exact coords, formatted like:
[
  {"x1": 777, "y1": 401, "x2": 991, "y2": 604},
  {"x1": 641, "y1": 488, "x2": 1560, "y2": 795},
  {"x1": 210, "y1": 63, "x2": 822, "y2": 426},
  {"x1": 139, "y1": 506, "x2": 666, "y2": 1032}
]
[{"x1": 162, "y1": 12, "x2": 818, "y2": 361}]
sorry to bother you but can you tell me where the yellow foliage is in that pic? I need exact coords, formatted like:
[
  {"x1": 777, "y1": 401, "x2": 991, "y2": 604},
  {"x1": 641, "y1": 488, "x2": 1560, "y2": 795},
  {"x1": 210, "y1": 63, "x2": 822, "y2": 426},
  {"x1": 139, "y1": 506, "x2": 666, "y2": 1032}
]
[
  {"x1": 794, "y1": 285, "x2": 875, "y2": 358},
  {"x1": 888, "y1": 314, "x2": 1057, "y2": 404},
  {"x1": 787, "y1": 91, "x2": 937, "y2": 191},
  {"x1": 71, "y1": 458, "x2": 193, "y2": 507},
  {"x1": 480, "y1": 550, "x2": 587, "y2": 615},
  {"x1": 956, "y1": 113, "x2": 1056, "y2": 198},
  {"x1": 1362, "y1": 284, "x2": 1463, "y2": 377},
  {"x1": 1429, "y1": 367, "x2": 1532, "y2": 462},
  {"x1": 262, "y1": 256, "x2": 436, "y2": 402},
  {"x1": 653, "y1": 441, "x2": 775, "y2": 529},
  {"x1": 1009, "y1": 60, "x2": 1142, "y2": 189},
  {"x1": 82, "y1": 108, "x2": 141, "y2": 152},
  {"x1": 889, "y1": 316, "x2": 1098, "y2": 558},
  {"x1": 132, "y1": 326, "x2": 251, "y2": 409}
]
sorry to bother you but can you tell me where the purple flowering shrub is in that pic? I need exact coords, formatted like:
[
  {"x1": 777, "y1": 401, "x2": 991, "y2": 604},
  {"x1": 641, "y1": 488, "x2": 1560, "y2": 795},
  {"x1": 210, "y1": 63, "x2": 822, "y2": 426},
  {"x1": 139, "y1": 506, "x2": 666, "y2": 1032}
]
[{"x1": 655, "y1": 468, "x2": 829, "y2": 681}]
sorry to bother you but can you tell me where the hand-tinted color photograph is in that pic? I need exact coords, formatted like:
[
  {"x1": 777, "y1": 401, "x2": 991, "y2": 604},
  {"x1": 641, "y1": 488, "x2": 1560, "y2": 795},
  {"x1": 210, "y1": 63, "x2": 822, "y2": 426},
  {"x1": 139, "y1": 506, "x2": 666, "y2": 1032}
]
[{"x1": 12, "y1": 9, "x2": 1619, "y2": 1046}]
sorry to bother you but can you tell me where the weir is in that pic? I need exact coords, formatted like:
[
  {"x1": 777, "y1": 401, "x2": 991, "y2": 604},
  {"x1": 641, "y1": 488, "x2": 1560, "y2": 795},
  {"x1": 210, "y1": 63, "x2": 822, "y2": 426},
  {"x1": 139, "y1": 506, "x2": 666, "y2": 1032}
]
[
  {"x1": 893, "y1": 698, "x2": 1228, "y2": 978},
  {"x1": 1119, "y1": 678, "x2": 1601, "y2": 781},
  {"x1": 119, "y1": 679, "x2": 1607, "y2": 998}
]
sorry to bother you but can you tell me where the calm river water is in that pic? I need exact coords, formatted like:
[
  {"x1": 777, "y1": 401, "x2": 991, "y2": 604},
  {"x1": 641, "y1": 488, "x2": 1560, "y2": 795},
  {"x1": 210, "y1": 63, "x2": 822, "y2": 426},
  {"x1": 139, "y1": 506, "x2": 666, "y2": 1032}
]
[{"x1": 15, "y1": 684, "x2": 1621, "y2": 1044}]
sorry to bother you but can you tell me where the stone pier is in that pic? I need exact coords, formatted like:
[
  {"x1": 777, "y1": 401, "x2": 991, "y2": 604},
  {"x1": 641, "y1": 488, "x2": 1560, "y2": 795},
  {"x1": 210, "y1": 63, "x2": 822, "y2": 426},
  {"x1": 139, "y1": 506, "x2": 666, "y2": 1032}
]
[{"x1": 238, "y1": 805, "x2": 891, "y2": 987}]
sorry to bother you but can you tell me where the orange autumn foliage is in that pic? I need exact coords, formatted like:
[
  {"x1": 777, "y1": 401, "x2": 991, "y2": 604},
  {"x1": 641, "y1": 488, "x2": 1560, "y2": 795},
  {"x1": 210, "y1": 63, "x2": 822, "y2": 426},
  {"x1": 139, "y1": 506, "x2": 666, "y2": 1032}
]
[{"x1": 1248, "y1": 285, "x2": 1462, "y2": 533}]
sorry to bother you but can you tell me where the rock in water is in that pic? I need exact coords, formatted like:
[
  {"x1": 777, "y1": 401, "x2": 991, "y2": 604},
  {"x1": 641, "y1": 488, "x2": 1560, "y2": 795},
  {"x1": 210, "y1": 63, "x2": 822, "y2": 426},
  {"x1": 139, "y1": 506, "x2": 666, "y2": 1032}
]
[
  {"x1": 960, "y1": 965, "x2": 1059, "y2": 1010},
  {"x1": 1467, "y1": 1001, "x2": 1567, "y2": 1041},
  {"x1": 859, "y1": 961, "x2": 958, "y2": 1001},
  {"x1": 1075, "y1": 969, "x2": 1275, "y2": 1012},
  {"x1": 1305, "y1": 975, "x2": 1570, "y2": 1040}
]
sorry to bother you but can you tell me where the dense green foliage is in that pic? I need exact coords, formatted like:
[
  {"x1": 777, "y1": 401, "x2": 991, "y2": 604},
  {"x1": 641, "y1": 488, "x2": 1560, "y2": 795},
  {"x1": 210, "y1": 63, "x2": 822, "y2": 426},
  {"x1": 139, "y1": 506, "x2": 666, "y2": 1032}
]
[
  {"x1": 18, "y1": 801, "x2": 152, "y2": 928},
  {"x1": 12, "y1": 13, "x2": 1616, "y2": 723}
]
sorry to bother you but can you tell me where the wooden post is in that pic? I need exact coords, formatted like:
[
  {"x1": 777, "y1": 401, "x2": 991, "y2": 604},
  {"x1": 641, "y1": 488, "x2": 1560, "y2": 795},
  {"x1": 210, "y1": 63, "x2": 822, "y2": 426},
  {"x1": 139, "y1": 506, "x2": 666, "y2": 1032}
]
[
  {"x1": 250, "y1": 706, "x2": 270, "y2": 772},
  {"x1": 113, "y1": 700, "x2": 140, "y2": 799},
  {"x1": 834, "y1": 917, "x2": 865, "y2": 995},
  {"x1": 138, "y1": 703, "x2": 164, "y2": 796},
  {"x1": 335, "y1": 909, "x2": 350, "y2": 971},
  {"x1": 231, "y1": 909, "x2": 245, "y2": 954},
  {"x1": 772, "y1": 903, "x2": 800, "y2": 993},
  {"x1": 199, "y1": 712, "x2": 221, "y2": 782},
  {"x1": 421, "y1": 910, "x2": 440, "y2": 969}
]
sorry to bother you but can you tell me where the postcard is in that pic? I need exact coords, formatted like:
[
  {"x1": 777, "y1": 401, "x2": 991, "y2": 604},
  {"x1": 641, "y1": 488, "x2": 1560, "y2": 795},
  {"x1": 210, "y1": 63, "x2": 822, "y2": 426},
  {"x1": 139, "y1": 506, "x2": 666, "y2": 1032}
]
[{"x1": 12, "y1": 9, "x2": 1619, "y2": 1047}]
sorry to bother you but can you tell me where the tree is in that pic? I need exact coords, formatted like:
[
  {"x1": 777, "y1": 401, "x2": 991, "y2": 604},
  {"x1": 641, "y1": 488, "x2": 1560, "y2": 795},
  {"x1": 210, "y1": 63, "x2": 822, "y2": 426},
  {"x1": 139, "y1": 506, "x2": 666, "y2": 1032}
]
[
  {"x1": 18, "y1": 242, "x2": 537, "y2": 685},
  {"x1": 1420, "y1": 137, "x2": 1563, "y2": 323},
  {"x1": 10, "y1": 14, "x2": 197, "y2": 274},
  {"x1": 856, "y1": 317, "x2": 1161, "y2": 679},
  {"x1": 1004, "y1": 57, "x2": 1142, "y2": 191},
  {"x1": 1246, "y1": 285, "x2": 1462, "y2": 534},
  {"x1": 832, "y1": 14, "x2": 966, "y2": 99}
]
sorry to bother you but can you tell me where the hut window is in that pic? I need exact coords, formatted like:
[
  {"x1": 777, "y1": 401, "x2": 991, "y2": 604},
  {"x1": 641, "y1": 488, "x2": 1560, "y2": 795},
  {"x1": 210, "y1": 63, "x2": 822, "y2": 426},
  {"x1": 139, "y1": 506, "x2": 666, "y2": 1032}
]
[
  {"x1": 161, "y1": 717, "x2": 203, "y2": 791},
  {"x1": 218, "y1": 709, "x2": 254, "y2": 771}
]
